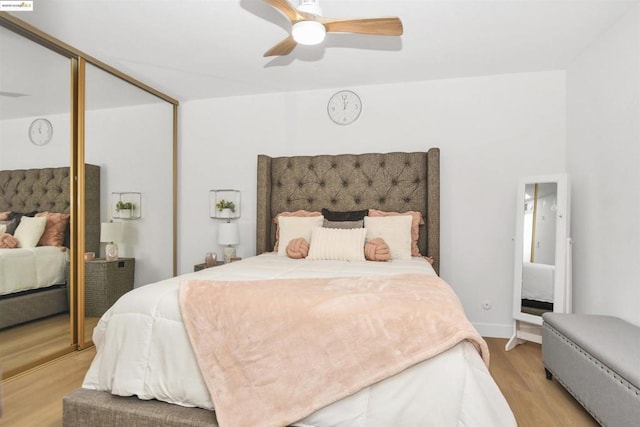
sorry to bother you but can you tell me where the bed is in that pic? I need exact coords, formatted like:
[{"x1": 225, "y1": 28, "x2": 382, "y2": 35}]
[
  {"x1": 66, "y1": 150, "x2": 516, "y2": 426},
  {"x1": 0, "y1": 165, "x2": 100, "y2": 329},
  {"x1": 521, "y1": 261, "x2": 555, "y2": 314}
]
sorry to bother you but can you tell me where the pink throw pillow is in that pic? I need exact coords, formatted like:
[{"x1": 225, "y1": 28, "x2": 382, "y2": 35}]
[
  {"x1": 286, "y1": 237, "x2": 310, "y2": 259},
  {"x1": 0, "y1": 211, "x2": 9, "y2": 221},
  {"x1": 0, "y1": 233, "x2": 18, "y2": 248},
  {"x1": 364, "y1": 238, "x2": 391, "y2": 262},
  {"x1": 368, "y1": 209, "x2": 424, "y2": 257},
  {"x1": 35, "y1": 212, "x2": 70, "y2": 247}
]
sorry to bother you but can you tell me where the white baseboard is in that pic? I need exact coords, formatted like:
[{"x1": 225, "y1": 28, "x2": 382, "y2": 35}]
[{"x1": 473, "y1": 322, "x2": 513, "y2": 339}]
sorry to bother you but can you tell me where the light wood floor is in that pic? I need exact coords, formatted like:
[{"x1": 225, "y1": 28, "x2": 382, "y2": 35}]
[
  {"x1": 0, "y1": 314, "x2": 73, "y2": 376},
  {"x1": 1, "y1": 338, "x2": 597, "y2": 427},
  {"x1": 486, "y1": 339, "x2": 598, "y2": 426},
  {"x1": 0, "y1": 315, "x2": 100, "y2": 379}
]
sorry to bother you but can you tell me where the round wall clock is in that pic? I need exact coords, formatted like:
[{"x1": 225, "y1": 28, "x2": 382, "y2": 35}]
[
  {"x1": 28, "y1": 118, "x2": 53, "y2": 146},
  {"x1": 327, "y1": 90, "x2": 362, "y2": 125}
]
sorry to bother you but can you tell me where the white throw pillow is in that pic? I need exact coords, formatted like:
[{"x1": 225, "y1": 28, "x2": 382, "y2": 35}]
[
  {"x1": 14, "y1": 216, "x2": 47, "y2": 248},
  {"x1": 364, "y1": 215, "x2": 412, "y2": 260},
  {"x1": 307, "y1": 226, "x2": 366, "y2": 262},
  {"x1": 276, "y1": 215, "x2": 325, "y2": 256}
]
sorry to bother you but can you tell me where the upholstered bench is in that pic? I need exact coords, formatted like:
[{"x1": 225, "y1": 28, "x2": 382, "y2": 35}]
[
  {"x1": 542, "y1": 313, "x2": 640, "y2": 427},
  {"x1": 63, "y1": 388, "x2": 218, "y2": 427}
]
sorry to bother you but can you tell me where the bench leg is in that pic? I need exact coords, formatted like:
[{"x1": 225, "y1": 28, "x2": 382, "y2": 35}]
[{"x1": 544, "y1": 368, "x2": 553, "y2": 380}]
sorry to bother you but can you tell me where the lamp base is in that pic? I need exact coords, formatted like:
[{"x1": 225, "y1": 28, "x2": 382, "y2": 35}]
[
  {"x1": 223, "y1": 246, "x2": 236, "y2": 263},
  {"x1": 105, "y1": 242, "x2": 119, "y2": 261}
]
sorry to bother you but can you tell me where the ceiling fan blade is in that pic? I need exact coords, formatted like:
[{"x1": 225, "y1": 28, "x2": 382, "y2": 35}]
[
  {"x1": 263, "y1": 0, "x2": 303, "y2": 23},
  {"x1": 322, "y1": 17, "x2": 403, "y2": 36},
  {"x1": 264, "y1": 35, "x2": 298, "y2": 57}
]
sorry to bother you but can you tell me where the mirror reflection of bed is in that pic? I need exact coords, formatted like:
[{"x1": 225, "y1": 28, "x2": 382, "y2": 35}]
[
  {"x1": 0, "y1": 165, "x2": 100, "y2": 376},
  {"x1": 521, "y1": 262, "x2": 554, "y2": 315}
]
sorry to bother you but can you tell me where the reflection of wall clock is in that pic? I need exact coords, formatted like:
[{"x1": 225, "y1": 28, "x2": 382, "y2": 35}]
[
  {"x1": 327, "y1": 90, "x2": 362, "y2": 125},
  {"x1": 28, "y1": 118, "x2": 53, "y2": 146}
]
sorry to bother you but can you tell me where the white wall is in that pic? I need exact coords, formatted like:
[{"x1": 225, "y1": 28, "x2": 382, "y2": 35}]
[
  {"x1": 566, "y1": 5, "x2": 640, "y2": 326},
  {"x1": 179, "y1": 70, "x2": 567, "y2": 337},
  {"x1": 0, "y1": 114, "x2": 70, "y2": 168}
]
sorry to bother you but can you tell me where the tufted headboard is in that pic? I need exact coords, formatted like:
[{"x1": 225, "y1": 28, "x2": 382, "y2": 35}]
[
  {"x1": 0, "y1": 165, "x2": 101, "y2": 253},
  {"x1": 256, "y1": 149, "x2": 440, "y2": 273}
]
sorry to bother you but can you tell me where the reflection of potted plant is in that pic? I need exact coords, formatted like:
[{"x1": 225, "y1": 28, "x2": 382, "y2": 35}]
[
  {"x1": 116, "y1": 201, "x2": 135, "y2": 219},
  {"x1": 215, "y1": 200, "x2": 235, "y2": 218}
]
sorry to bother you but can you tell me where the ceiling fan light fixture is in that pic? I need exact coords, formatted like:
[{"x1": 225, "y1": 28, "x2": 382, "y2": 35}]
[{"x1": 292, "y1": 21, "x2": 326, "y2": 45}]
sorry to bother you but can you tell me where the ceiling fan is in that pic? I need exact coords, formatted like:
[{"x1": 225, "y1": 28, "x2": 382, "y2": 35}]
[{"x1": 263, "y1": 0, "x2": 403, "y2": 57}]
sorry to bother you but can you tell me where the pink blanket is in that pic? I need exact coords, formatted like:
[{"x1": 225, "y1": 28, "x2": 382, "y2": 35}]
[{"x1": 179, "y1": 274, "x2": 489, "y2": 427}]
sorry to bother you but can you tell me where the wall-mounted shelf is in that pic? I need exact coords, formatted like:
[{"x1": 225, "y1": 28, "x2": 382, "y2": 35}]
[
  {"x1": 210, "y1": 189, "x2": 240, "y2": 219},
  {"x1": 112, "y1": 192, "x2": 142, "y2": 220}
]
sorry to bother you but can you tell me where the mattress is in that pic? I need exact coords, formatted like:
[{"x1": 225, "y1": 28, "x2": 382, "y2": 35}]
[
  {"x1": 83, "y1": 253, "x2": 516, "y2": 426},
  {"x1": 0, "y1": 246, "x2": 69, "y2": 296}
]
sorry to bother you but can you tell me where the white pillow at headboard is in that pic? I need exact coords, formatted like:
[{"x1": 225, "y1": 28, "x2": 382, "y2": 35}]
[
  {"x1": 276, "y1": 215, "x2": 325, "y2": 256},
  {"x1": 364, "y1": 215, "x2": 413, "y2": 260},
  {"x1": 14, "y1": 216, "x2": 48, "y2": 248}
]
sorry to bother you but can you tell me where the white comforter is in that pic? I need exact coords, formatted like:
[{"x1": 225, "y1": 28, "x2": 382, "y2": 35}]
[
  {"x1": 522, "y1": 261, "x2": 555, "y2": 302},
  {"x1": 83, "y1": 254, "x2": 516, "y2": 426},
  {"x1": 0, "y1": 246, "x2": 69, "y2": 295}
]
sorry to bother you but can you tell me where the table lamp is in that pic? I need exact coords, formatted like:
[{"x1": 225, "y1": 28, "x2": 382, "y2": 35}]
[
  {"x1": 101, "y1": 221, "x2": 123, "y2": 261},
  {"x1": 218, "y1": 222, "x2": 239, "y2": 263}
]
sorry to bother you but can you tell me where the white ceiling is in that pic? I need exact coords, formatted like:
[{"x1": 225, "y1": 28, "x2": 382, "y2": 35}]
[{"x1": 4, "y1": 0, "x2": 639, "y2": 103}]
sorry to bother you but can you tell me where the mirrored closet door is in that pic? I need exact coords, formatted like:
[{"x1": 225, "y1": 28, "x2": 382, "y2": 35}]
[
  {"x1": 0, "y1": 13, "x2": 178, "y2": 375},
  {"x1": 81, "y1": 62, "x2": 175, "y2": 347},
  {"x1": 0, "y1": 25, "x2": 74, "y2": 376}
]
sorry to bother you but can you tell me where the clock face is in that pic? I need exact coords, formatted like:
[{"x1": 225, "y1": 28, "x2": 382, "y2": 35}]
[
  {"x1": 327, "y1": 90, "x2": 362, "y2": 125},
  {"x1": 29, "y1": 118, "x2": 53, "y2": 146}
]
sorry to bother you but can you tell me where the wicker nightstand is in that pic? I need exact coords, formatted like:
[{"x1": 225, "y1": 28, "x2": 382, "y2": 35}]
[
  {"x1": 194, "y1": 261, "x2": 224, "y2": 272},
  {"x1": 84, "y1": 258, "x2": 135, "y2": 317}
]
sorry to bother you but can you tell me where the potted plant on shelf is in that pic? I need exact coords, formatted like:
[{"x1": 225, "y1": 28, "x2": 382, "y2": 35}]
[
  {"x1": 115, "y1": 201, "x2": 135, "y2": 219},
  {"x1": 215, "y1": 199, "x2": 235, "y2": 219}
]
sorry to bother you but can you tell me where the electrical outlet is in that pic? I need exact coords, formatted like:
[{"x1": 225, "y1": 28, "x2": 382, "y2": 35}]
[{"x1": 481, "y1": 300, "x2": 492, "y2": 310}]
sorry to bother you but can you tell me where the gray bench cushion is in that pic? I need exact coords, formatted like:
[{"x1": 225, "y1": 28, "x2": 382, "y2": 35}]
[
  {"x1": 542, "y1": 313, "x2": 640, "y2": 388},
  {"x1": 63, "y1": 388, "x2": 218, "y2": 427}
]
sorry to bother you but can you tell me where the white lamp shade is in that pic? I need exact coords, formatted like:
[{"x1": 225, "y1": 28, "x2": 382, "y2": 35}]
[
  {"x1": 101, "y1": 222, "x2": 123, "y2": 243},
  {"x1": 218, "y1": 222, "x2": 239, "y2": 246}
]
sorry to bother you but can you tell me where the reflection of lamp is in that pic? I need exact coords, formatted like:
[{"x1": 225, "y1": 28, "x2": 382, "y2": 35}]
[
  {"x1": 218, "y1": 222, "x2": 239, "y2": 263},
  {"x1": 101, "y1": 221, "x2": 123, "y2": 261}
]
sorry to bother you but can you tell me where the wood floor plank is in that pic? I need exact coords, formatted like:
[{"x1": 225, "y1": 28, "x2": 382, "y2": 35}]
[
  {"x1": 1, "y1": 338, "x2": 598, "y2": 426},
  {"x1": 1, "y1": 347, "x2": 96, "y2": 426},
  {"x1": 486, "y1": 338, "x2": 598, "y2": 427},
  {"x1": 0, "y1": 314, "x2": 72, "y2": 375}
]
